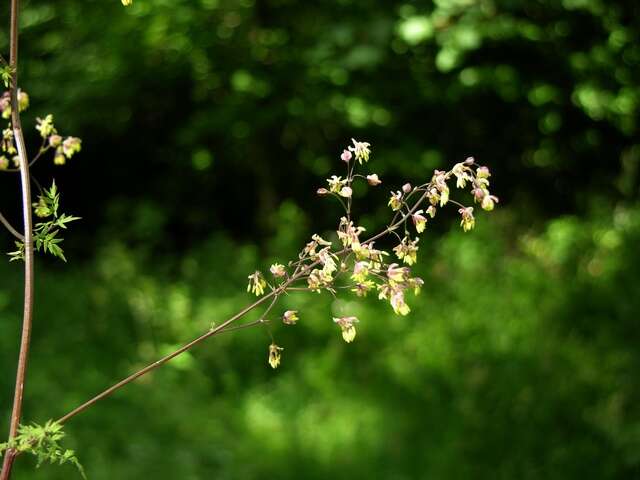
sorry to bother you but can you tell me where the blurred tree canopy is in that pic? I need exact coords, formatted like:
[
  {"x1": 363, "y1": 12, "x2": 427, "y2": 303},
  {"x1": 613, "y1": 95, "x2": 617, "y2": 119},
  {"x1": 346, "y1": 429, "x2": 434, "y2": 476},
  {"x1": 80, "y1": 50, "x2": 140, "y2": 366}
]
[{"x1": 0, "y1": 0, "x2": 638, "y2": 478}]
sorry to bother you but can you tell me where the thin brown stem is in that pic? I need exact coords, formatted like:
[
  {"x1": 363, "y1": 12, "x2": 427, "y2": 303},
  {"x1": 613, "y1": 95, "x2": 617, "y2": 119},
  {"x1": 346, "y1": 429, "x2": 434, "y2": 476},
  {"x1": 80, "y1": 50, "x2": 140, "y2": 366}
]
[
  {"x1": 0, "y1": 210, "x2": 23, "y2": 241},
  {"x1": 56, "y1": 283, "x2": 289, "y2": 426},
  {"x1": 1, "y1": 0, "x2": 35, "y2": 478}
]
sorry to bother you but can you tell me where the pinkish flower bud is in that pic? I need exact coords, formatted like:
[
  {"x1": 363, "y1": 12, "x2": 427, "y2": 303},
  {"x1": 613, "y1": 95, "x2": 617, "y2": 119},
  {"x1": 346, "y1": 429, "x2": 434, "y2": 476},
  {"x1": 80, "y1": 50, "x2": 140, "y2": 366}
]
[
  {"x1": 49, "y1": 134, "x2": 62, "y2": 148},
  {"x1": 366, "y1": 174, "x2": 382, "y2": 186},
  {"x1": 341, "y1": 149, "x2": 352, "y2": 163},
  {"x1": 317, "y1": 188, "x2": 330, "y2": 196},
  {"x1": 464, "y1": 156, "x2": 475, "y2": 165},
  {"x1": 472, "y1": 187, "x2": 485, "y2": 202},
  {"x1": 402, "y1": 183, "x2": 412, "y2": 193},
  {"x1": 477, "y1": 166, "x2": 490, "y2": 179},
  {"x1": 338, "y1": 186, "x2": 353, "y2": 198}
]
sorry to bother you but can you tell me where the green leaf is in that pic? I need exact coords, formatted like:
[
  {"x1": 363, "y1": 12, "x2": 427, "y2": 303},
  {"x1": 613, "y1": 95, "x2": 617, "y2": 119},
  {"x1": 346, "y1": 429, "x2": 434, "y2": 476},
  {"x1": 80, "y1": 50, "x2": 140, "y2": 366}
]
[{"x1": 0, "y1": 421, "x2": 86, "y2": 479}]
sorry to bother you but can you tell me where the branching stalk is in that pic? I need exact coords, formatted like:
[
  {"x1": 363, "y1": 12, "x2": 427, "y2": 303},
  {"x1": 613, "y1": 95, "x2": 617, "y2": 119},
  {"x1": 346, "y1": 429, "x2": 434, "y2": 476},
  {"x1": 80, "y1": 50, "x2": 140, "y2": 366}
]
[
  {"x1": 0, "y1": 211, "x2": 23, "y2": 241},
  {"x1": 53, "y1": 202, "x2": 425, "y2": 427},
  {"x1": 1, "y1": 0, "x2": 35, "y2": 478}
]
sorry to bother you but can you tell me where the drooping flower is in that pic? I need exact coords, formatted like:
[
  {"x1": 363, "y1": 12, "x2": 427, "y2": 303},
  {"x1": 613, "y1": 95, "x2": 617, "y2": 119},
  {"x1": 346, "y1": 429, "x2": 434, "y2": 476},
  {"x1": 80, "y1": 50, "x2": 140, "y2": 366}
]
[
  {"x1": 377, "y1": 282, "x2": 392, "y2": 300},
  {"x1": 303, "y1": 234, "x2": 333, "y2": 258},
  {"x1": 333, "y1": 316, "x2": 359, "y2": 343},
  {"x1": 471, "y1": 187, "x2": 485, "y2": 203},
  {"x1": 0, "y1": 156, "x2": 8, "y2": 170},
  {"x1": 459, "y1": 207, "x2": 475, "y2": 232},
  {"x1": 337, "y1": 217, "x2": 366, "y2": 248},
  {"x1": 268, "y1": 343, "x2": 283, "y2": 369},
  {"x1": 348, "y1": 139, "x2": 371, "y2": 164},
  {"x1": 432, "y1": 170, "x2": 449, "y2": 206},
  {"x1": 283, "y1": 310, "x2": 299, "y2": 325},
  {"x1": 393, "y1": 237, "x2": 419, "y2": 266},
  {"x1": 17, "y1": 90, "x2": 29, "y2": 112},
  {"x1": 308, "y1": 268, "x2": 333, "y2": 292},
  {"x1": 366, "y1": 174, "x2": 382, "y2": 186},
  {"x1": 390, "y1": 289, "x2": 411, "y2": 316},
  {"x1": 319, "y1": 248, "x2": 338, "y2": 276},
  {"x1": 452, "y1": 162, "x2": 471, "y2": 189},
  {"x1": 481, "y1": 194, "x2": 499, "y2": 211},
  {"x1": 387, "y1": 263, "x2": 409, "y2": 283},
  {"x1": 247, "y1": 271, "x2": 267, "y2": 296},
  {"x1": 270, "y1": 263, "x2": 286, "y2": 277},
  {"x1": 53, "y1": 147, "x2": 66, "y2": 165},
  {"x1": 427, "y1": 188, "x2": 440, "y2": 206},
  {"x1": 351, "y1": 261, "x2": 370, "y2": 282},
  {"x1": 477, "y1": 166, "x2": 491, "y2": 179},
  {"x1": 388, "y1": 191, "x2": 402, "y2": 211},
  {"x1": 351, "y1": 280, "x2": 375, "y2": 297},
  {"x1": 62, "y1": 137, "x2": 82, "y2": 159},
  {"x1": 408, "y1": 277, "x2": 424, "y2": 295},
  {"x1": 0, "y1": 92, "x2": 10, "y2": 118},
  {"x1": 341, "y1": 149, "x2": 352, "y2": 163},
  {"x1": 426, "y1": 205, "x2": 436, "y2": 218},
  {"x1": 327, "y1": 175, "x2": 347, "y2": 194},
  {"x1": 412, "y1": 210, "x2": 427, "y2": 233}
]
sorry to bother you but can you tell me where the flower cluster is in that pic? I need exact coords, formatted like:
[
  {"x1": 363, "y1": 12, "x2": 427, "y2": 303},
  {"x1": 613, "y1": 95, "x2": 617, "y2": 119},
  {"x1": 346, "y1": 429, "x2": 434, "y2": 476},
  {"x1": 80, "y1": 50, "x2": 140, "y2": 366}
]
[
  {"x1": 245, "y1": 139, "x2": 497, "y2": 368},
  {"x1": 0, "y1": 92, "x2": 82, "y2": 170},
  {"x1": 36, "y1": 114, "x2": 82, "y2": 166}
]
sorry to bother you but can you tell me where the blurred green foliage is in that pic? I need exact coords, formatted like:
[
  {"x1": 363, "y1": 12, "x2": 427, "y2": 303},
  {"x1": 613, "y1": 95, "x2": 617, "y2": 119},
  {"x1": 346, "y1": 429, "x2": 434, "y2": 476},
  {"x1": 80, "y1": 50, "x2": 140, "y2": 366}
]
[{"x1": 0, "y1": 0, "x2": 639, "y2": 478}]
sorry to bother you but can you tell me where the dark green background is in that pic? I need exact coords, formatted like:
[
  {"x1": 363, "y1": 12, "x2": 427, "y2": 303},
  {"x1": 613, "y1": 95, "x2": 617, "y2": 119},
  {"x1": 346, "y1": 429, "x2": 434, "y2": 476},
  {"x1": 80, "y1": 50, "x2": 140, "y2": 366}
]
[{"x1": 1, "y1": 0, "x2": 639, "y2": 478}]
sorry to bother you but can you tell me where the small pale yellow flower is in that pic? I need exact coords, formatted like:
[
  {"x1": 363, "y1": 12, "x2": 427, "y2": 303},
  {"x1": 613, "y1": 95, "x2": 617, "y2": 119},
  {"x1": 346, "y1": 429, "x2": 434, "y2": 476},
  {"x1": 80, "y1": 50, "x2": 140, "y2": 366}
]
[
  {"x1": 351, "y1": 261, "x2": 370, "y2": 283},
  {"x1": 481, "y1": 194, "x2": 499, "y2": 211},
  {"x1": 390, "y1": 290, "x2": 411, "y2": 316},
  {"x1": 412, "y1": 210, "x2": 427, "y2": 233},
  {"x1": 459, "y1": 207, "x2": 475, "y2": 232},
  {"x1": 387, "y1": 263, "x2": 409, "y2": 283},
  {"x1": 270, "y1": 263, "x2": 286, "y2": 277},
  {"x1": 388, "y1": 191, "x2": 402, "y2": 211},
  {"x1": 333, "y1": 316, "x2": 359, "y2": 343},
  {"x1": 122, "y1": 0, "x2": 133, "y2": 5},
  {"x1": 283, "y1": 310, "x2": 299, "y2": 325},
  {"x1": 393, "y1": 237, "x2": 419, "y2": 266},
  {"x1": 327, "y1": 175, "x2": 346, "y2": 194},
  {"x1": 247, "y1": 271, "x2": 267, "y2": 296},
  {"x1": 351, "y1": 280, "x2": 375, "y2": 297},
  {"x1": 268, "y1": 343, "x2": 283, "y2": 369},
  {"x1": 348, "y1": 139, "x2": 371, "y2": 164}
]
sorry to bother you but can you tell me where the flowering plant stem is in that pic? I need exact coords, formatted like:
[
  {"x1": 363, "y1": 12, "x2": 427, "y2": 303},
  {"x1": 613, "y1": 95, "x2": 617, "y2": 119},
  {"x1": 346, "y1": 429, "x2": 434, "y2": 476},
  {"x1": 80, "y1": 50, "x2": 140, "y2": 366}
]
[
  {"x1": 53, "y1": 201, "x2": 424, "y2": 427},
  {"x1": 1, "y1": 0, "x2": 35, "y2": 478}
]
